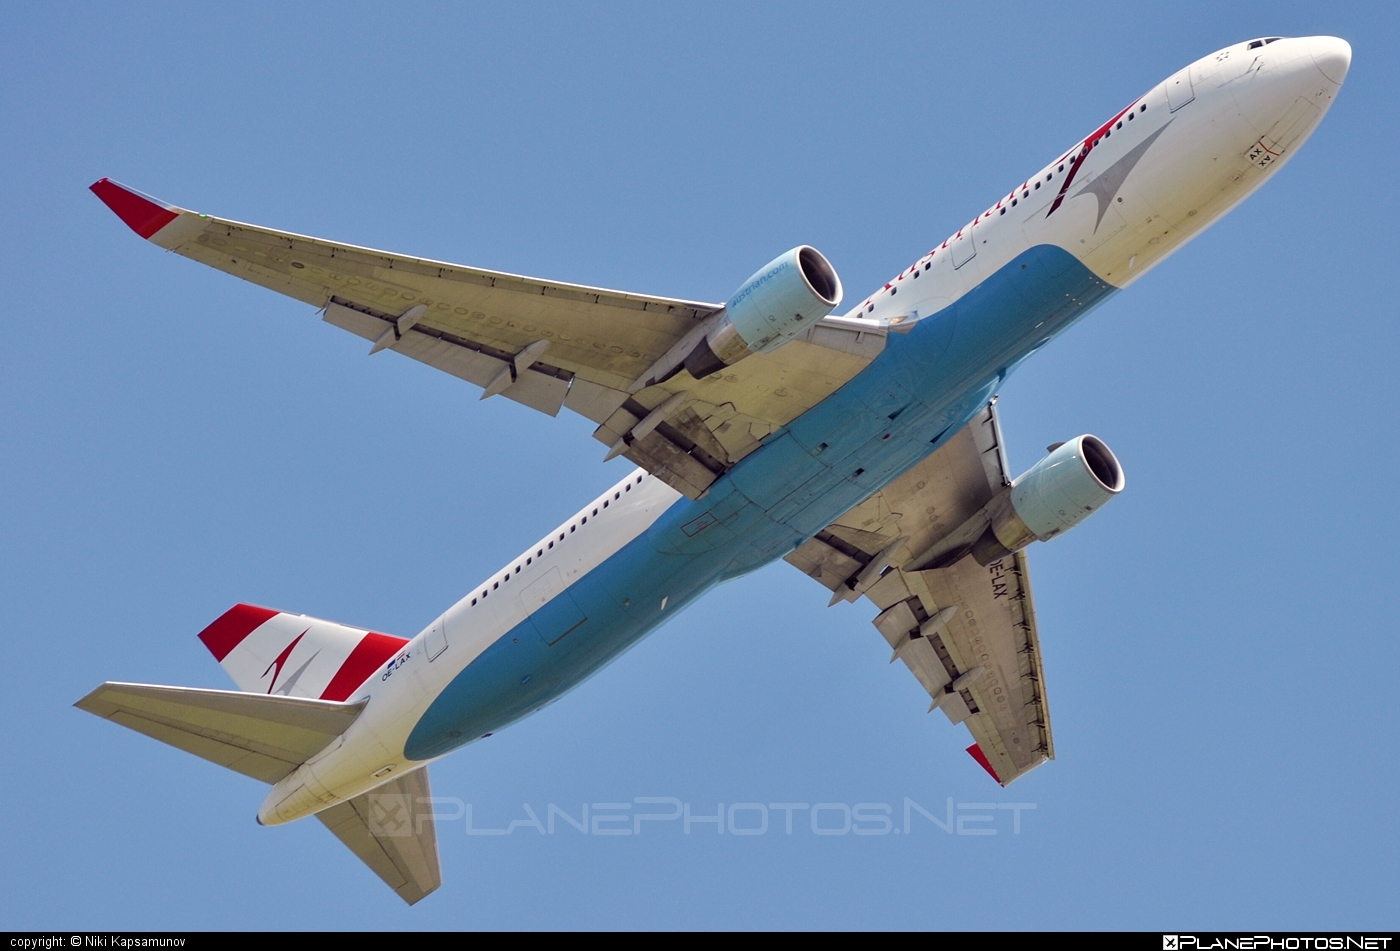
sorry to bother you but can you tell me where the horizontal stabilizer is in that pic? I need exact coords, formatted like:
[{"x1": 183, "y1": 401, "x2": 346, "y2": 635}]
[
  {"x1": 75, "y1": 682, "x2": 365, "y2": 784},
  {"x1": 318, "y1": 767, "x2": 441, "y2": 905}
]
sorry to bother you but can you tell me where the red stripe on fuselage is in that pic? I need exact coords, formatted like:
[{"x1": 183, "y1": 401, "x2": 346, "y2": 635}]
[
  {"x1": 90, "y1": 178, "x2": 179, "y2": 239},
  {"x1": 319, "y1": 632, "x2": 409, "y2": 702},
  {"x1": 197, "y1": 603, "x2": 280, "y2": 662},
  {"x1": 1045, "y1": 101, "x2": 1140, "y2": 218}
]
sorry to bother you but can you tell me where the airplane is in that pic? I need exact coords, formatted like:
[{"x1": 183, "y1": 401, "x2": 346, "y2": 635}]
[{"x1": 77, "y1": 35, "x2": 1351, "y2": 904}]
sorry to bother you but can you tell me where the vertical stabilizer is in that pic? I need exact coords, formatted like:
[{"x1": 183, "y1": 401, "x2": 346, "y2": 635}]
[{"x1": 198, "y1": 603, "x2": 408, "y2": 701}]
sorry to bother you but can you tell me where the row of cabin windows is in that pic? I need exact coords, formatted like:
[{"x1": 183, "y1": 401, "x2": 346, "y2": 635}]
[
  {"x1": 863, "y1": 102, "x2": 1150, "y2": 314},
  {"x1": 468, "y1": 474, "x2": 646, "y2": 606}
]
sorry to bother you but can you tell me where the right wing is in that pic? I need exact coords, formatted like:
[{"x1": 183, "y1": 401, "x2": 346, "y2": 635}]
[
  {"x1": 91, "y1": 179, "x2": 887, "y2": 499},
  {"x1": 317, "y1": 767, "x2": 441, "y2": 905},
  {"x1": 785, "y1": 401, "x2": 1054, "y2": 785}
]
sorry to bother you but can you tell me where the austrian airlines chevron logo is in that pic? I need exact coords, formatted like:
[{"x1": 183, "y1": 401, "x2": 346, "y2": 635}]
[
  {"x1": 262, "y1": 629, "x2": 320, "y2": 695},
  {"x1": 1046, "y1": 102, "x2": 1171, "y2": 230}
]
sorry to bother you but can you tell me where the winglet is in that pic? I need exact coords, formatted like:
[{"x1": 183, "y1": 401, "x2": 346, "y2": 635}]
[
  {"x1": 90, "y1": 177, "x2": 179, "y2": 239},
  {"x1": 966, "y1": 743, "x2": 1003, "y2": 784}
]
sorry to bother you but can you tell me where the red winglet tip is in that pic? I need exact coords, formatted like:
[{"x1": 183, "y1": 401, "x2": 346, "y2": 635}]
[
  {"x1": 966, "y1": 743, "x2": 1003, "y2": 784},
  {"x1": 90, "y1": 177, "x2": 179, "y2": 239},
  {"x1": 197, "y1": 603, "x2": 280, "y2": 662}
]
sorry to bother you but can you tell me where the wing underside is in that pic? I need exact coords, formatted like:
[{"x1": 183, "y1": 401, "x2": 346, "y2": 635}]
[
  {"x1": 785, "y1": 401, "x2": 1054, "y2": 785},
  {"x1": 92, "y1": 178, "x2": 889, "y2": 500}
]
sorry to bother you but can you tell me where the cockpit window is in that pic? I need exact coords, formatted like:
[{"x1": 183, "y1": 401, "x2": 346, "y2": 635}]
[{"x1": 1248, "y1": 36, "x2": 1285, "y2": 49}]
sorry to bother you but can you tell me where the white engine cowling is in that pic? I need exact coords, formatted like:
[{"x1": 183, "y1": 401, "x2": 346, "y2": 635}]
[
  {"x1": 683, "y1": 246, "x2": 842, "y2": 378},
  {"x1": 972, "y1": 435, "x2": 1125, "y2": 565}
]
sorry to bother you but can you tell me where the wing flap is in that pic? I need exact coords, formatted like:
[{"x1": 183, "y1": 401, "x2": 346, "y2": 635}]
[
  {"x1": 317, "y1": 767, "x2": 441, "y2": 905},
  {"x1": 92, "y1": 178, "x2": 890, "y2": 498},
  {"x1": 784, "y1": 400, "x2": 1054, "y2": 785},
  {"x1": 75, "y1": 682, "x2": 364, "y2": 784}
]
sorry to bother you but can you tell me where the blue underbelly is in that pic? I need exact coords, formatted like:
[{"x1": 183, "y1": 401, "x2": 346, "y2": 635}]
[{"x1": 403, "y1": 245, "x2": 1114, "y2": 761}]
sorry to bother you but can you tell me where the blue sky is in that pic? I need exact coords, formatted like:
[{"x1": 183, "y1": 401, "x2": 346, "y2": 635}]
[{"x1": 2, "y1": 1, "x2": 1396, "y2": 930}]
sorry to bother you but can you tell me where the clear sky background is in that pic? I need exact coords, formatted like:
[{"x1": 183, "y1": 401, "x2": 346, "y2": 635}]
[{"x1": 2, "y1": 0, "x2": 1396, "y2": 931}]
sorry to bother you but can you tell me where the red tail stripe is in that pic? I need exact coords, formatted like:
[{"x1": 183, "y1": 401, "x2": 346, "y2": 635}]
[
  {"x1": 966, "y1": 743, "x2": 1003, "y2": 784},
  {"x1": 90, "y1": 178, "x2": 178, "y2": 239},
  {"x1": 320, "y1": 632, "x2": 409, "y2": 702},
  {"x1": 198, "y1": 603, "x2": 280, "y2": 662}
]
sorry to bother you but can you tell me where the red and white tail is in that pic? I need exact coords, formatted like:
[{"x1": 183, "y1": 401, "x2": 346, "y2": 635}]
[{"x1": 197, "y1": 604, "x2": 407, "y2": 701}]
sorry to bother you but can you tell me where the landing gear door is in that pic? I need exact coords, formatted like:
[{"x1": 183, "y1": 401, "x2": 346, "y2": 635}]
[{"x1": 950, "y1": 220, "x2": 978, "y2": 269}]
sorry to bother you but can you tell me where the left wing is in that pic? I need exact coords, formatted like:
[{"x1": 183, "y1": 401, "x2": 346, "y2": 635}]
[
  {"x1": 91, "y1": 179, "x2": 885, "y2": 499},
  {"x1": 785, "y1": 401, "x2": 1054, "y2": 785},
  {"x1": 74, "y1": 682, "x2": 365, "y2": 784}
]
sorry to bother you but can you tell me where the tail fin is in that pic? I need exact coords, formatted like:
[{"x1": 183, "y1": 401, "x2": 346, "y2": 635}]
[{"x1": 198, "y1": 603, "x2": 407, "y2": 701}]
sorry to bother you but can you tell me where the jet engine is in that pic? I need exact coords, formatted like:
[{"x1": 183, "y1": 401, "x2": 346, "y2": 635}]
[
  {"x1": 971, "y1": 435, "x2": 1125, "y2": 565},
  {"x1": 681, "y1": 246, "x2": 843, "y2": 379},
  {"x1": 627, "y1": 246, "x2": 843, "y2": 390}
]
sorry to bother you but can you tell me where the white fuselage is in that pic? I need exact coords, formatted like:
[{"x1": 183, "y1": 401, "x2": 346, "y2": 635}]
[{"x1": 259, "y1": 35, "x2": 1350, "y2": 825}]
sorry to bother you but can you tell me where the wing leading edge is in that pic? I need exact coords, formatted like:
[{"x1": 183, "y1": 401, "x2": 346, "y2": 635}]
[{"x1": 91, "y1": 178, "x2": 887, "y2": 500}]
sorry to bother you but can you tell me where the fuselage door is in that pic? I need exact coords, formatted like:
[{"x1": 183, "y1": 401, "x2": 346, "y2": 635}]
[
  {"x1": 425, "y1": 615, "x2": 448, "y2": 660},
  {"x1": 950, "y1": 220, "x2": 978, "y2": 269},
  {"x1": 1165, "y1": 66, "x2": 1194, "y2": 111}
]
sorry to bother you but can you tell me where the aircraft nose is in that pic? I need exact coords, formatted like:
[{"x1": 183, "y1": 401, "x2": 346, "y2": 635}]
[{"x1": 1307, "y1": 35, "x2": 1352, "y2": 85}]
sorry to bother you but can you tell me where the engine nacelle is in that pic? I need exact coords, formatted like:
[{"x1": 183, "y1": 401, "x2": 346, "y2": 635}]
[
  {"x1": 972, "y1": 435, "x2": 1125, "y2": 565},
  {"x1": 683, "y1": 246, "x2": 842, "y2": 378}
]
